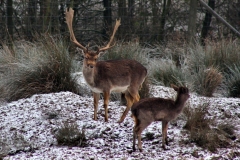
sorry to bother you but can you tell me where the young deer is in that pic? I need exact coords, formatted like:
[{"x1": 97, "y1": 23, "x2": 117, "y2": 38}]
[
  {"x1": 65, "y1": 8, "x2": 147, "y2": 123},
  {"x1": 131, "y1": 84, "x2": 190, "y2": 151}
]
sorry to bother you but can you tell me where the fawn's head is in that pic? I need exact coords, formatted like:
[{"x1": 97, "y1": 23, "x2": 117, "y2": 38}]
[
  {"x1": 171, "y1": 84, "x2": 190, "y2": 100},
  {"x1": 65, "y1": 8, "x2": 121, "y2": 69}
]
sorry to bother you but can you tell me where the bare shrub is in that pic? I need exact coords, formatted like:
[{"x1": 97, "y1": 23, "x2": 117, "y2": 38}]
[{"x1": 55, "y1": 122, "x2": 88, "y2": 147}]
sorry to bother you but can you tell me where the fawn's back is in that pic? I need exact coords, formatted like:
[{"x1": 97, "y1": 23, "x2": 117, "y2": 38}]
[{"x1": 131, "y1": 86, "x2": 190, "y2": 123}]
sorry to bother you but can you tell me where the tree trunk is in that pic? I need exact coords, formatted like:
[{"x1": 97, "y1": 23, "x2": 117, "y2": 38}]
[
  {"x1": 187, "y1": 0, "x2": 198, "y2": 43},
  {"x1": 150, "y1": 0, "x2": 158, "y2": 41},
  {"x1": 201, "y1": 0, "x2": 215, "y2": 45},
  {"x1": 7, "y1": 0, "x2": 13, "y2": 40},
  {"x1": 159, "y1": 0, "x2": 171, "y2": 42},
  {"x1": 128, "y1": 0, "x2": 135, "y2": 38},
  {"x1": 102, "y1": 0, "x2": 112, "y2": 40},
  {"x1": 39, "y1": 0, "x2": 51, "y2": 33},
  {"x1": 50, "y1": 1, "x2": 59, "y2": 34},
  {"x1": 118, "y1": 0, "x2": 127, "y2": 39},
  {"x1": 0, "y1": 0, "x2": 5, "y2": 40},
  {"x1": 27, "y1": 0, "x2": 37, "y2": 40}
]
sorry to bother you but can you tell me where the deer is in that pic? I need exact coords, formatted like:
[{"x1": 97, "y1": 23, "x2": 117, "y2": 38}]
[
  {"x1": 131, "y1": 84, "x2": 190, "y2": 152},
  {"x1": 65, "y1": 8, "x2": 147, "y2": 123}
]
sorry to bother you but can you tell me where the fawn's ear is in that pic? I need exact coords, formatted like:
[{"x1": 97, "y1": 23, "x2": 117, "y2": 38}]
[{"x1": 170, "y1": 84, "x2": 179, "y2": 91}]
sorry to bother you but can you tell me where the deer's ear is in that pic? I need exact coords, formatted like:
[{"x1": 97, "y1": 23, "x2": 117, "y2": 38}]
[{"x1": 170, "y1": 84, "x2": 179, "y2": 91}]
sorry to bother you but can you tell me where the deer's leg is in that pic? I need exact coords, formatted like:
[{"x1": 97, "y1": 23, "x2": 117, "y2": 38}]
[
  {"x1": 93, "y1": 92, "x2": 100, "y2": 121},
  {"x1": 136, "y1": 121, "x2": 151, "y2": 152},
  {"x1": 103, "y1": 91, "x2": 110, "y2": 122},
  {"x1": 133, "y1": 126, "x2": 137, "y2": 151},
  {"x1": 118, "y1": 87, "x2": 140, "y2": 123},
  {"x1": 118, "y1": 91, "x2": 134, "y2": 123},
  {"x1": 162, "y1": 120, "x2": 169, "y2": 150},
  {"x1": 137, "y1": 132, "x2": 143, "y2": 152}
]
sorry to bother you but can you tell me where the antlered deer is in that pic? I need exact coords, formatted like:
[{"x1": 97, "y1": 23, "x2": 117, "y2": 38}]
[
  {"x1": 131, "y1": 85, "x2": 190, "y2": 151},
  {"x1": 65, "y1": 8, "x2": 147, "y2": 123}
]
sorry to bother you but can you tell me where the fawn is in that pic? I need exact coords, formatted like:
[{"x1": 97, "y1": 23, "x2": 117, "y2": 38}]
[{"x1": 131, "y1": 84, "x2": 190, "y2": 151}]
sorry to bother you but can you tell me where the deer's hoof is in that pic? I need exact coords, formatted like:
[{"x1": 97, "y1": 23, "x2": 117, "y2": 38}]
[{"x1": 162, "y1": 145, "x2": 170, "y2": 150}]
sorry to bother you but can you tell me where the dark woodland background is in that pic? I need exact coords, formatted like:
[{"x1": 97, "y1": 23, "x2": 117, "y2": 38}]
[{"x1": 1, "y1": 0, "x2": 240, "y2": 45}]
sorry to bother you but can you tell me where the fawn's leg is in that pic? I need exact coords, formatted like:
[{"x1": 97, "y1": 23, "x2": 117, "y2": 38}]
[
  {"x1": 162, "y1": 120, "x2": 169, "y2": 150},
  {"x1": 136, "y1": 121, "x2": 151, "y2": 152},
  {"x1": 103, "y1": 91, "x2": 110, "y2": 122},
  {"x1": 133, "y1": 126, "x2": 137, "y2": 151},
  {"x1": 93, "y1": 92, "x2": 100, "y2": 120}
]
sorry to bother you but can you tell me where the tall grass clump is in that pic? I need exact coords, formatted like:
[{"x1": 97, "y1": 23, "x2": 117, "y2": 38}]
[
  {"x1": 190, "y1": 66, "x2": 223, "y2": 97},
  {"x1": 188, "y1": 40, "x2": 240, "y2": 73},
  {"x1": 204, "y1": 40, "x2": 240, "y2": 72},
  {"x1": 187, "y1": 40, "x2": 240, "y2": 96},
  {"x1": 0, "y1": 36, "x2": 79, "y2": 102},
  {"x1": 150, "y1": 60, "x2": 187, "y2": 87},
  {"x1": 225, "y1": 64, "x2": 240, "y2": 97},
  {"x1": 102, "y1": 42, "x2": 149, "y2": 66}
]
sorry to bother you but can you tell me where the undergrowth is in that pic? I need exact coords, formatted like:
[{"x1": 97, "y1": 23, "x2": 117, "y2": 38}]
[
  {"x1": 183, "y1": 103, "x2": 236, "y2": 152},
  {"x1": 0, "y1": 35, "x2": 79, "y2": 102},
  {"x1": 55, "y1": 122, "x2": 88, "y2": 147}
]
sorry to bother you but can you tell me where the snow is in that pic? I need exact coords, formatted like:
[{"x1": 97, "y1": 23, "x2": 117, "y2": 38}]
[{"x1": 1, "y1": 73, "x2": 240, "y2": 160}]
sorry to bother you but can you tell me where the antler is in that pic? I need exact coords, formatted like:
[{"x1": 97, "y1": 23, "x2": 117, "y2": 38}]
[
  {"x1": 98, "y1": 19, "x2": 121, "y2": 52},
  {"x1": 65, "y1": 8, "x2": 87, "y2": 52}
]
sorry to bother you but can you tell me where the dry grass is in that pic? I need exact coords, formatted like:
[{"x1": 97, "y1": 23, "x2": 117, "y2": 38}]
[
  {"x1": 0, "y1": 35, "x2": 79, "y2": 102},
  {"x1": 183, "y1": 103, "x2": 236, "y2": 152},
  {"x1": 191, "y1": 67, "x2": 223, "y2": 97}
]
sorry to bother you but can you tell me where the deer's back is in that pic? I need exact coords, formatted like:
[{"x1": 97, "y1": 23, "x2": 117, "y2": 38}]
[{"x1": 94, "y1": 59, "x2": 147, "y2": 89}]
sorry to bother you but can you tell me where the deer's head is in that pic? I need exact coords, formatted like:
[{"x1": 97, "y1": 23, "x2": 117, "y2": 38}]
[{"x1": 65, "y1": 8, "x2": 121, "y2": 69}]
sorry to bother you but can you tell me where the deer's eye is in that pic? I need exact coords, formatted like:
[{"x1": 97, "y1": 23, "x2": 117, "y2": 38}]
[{"x1": 85, "y1": 57, "x2": 88, "y2": 60}]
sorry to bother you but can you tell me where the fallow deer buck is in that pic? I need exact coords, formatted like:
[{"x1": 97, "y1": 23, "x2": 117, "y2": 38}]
[
  {"x1": 131, "y1": 84, "x2": 190, "y2": 152},
  {"x1": 65, "y1": 8, "x2": 147, "y2": 123}
]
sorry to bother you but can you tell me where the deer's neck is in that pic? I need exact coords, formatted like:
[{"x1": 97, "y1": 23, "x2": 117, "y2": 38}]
[
  {"x1": 82, "y1": 66, "x2": 96, "y2": 87},
  {"x1": 174, "y1": 96, "x2": 187, "y2": 112}
]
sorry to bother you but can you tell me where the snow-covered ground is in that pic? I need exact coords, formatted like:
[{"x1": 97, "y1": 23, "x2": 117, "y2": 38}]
[{"x1": 1, "y1": 74, "x2": 240, "y2": 160}]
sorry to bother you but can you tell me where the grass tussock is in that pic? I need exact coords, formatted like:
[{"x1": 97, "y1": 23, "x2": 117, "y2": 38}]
[
  {"x1": 55, "y1": 122, "x2": 88, "y2": 147},
  {"x1": 184, "y1": 103, "x2": 235, "y2": 152},
  {"x1": 150, "y1": 39, "x2": 240, "y2": 97},
  {"x1": 102, "y1": 42, "x2": 149, "y2": 66},
  {"x1": 150, "y1": 61, "x2": 187, "y2": 87},
  {"x1": 0, "y1": 35, "x2": 79, "y2": 102},
  {"x1": 191, "y1": 67, "x2": 223, "y2": 97},
  {"x1": 225, "y1": 64, "x2": 240, "y2": 97}
]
